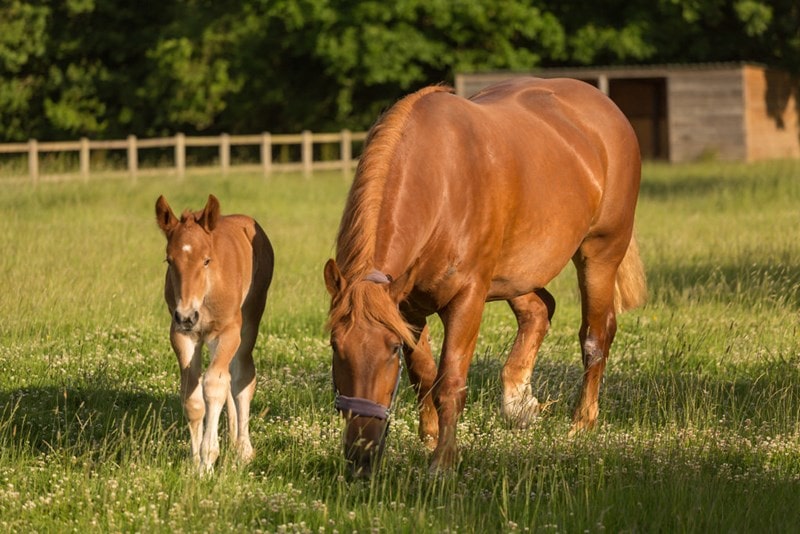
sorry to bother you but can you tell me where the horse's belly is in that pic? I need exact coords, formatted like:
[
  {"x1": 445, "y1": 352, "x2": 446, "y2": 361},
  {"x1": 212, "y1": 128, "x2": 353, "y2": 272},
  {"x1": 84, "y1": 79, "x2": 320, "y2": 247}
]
[
  {"x1": 486, "y1": 258, "x2": 570, "y2": 301},
  {"x1": 485, "y1": 226, "x2": 585, "y2": 300}
]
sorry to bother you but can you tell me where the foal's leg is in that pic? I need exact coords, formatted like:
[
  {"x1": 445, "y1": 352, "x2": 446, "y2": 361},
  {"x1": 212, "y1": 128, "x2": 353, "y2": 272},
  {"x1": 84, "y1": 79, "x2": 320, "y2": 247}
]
[
  {"x1": 226, "y1": 388, "x2": 237, "y2": 448},
  {"x1": 200, "y1": 326, "x2": 241, "y2": 472},
  {"x1": 430, "y1": 284, "x2": 487, "y2": 472},
  {"x1": 171, "y1": 331, "x2": 204, "y2": 465},
  {"x1": 402, "y1": 321, "x2": 439, "y2": 449},
  {"x1": 570, "y1": 240, "x2": 623, "y2": 434},
  {"x1": 229, "y1": 318, "x2": 259, "y2": 463},
  {"x1": 502, "y1": 289, "x2": 555, "y2": 427}
]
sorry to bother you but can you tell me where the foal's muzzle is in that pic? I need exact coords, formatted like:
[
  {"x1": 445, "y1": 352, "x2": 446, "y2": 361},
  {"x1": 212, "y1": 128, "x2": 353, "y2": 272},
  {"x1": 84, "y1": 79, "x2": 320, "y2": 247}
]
[{"x1": 173, "y1": 309, "x2": 199, "y2": 331}]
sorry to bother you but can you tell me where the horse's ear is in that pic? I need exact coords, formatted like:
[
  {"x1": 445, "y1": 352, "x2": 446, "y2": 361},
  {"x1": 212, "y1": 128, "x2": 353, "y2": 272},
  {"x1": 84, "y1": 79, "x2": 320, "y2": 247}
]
[
  {"x1": 198, "y1": 194, "x2": 220, "y2": 232},
  {"x1": 155, "y1": 195, "x2": 178, "y2": 235},
  {"x1": 324, "y1": 258, "x2": 346, "y2": 297}
]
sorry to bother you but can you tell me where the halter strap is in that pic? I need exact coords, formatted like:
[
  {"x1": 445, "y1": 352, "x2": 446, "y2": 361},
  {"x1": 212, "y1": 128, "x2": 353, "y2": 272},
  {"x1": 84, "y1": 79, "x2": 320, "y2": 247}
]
[
  {"x1": 364, "y1": 269, "x2": 392, "y2": 284},
  {"x1": 334, "y1": 354, "x2": 403, "y2": 420}
]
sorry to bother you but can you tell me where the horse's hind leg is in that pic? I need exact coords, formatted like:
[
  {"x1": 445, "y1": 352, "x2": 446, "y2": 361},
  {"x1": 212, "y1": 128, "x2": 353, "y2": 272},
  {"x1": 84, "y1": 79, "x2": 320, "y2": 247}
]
[
  {"x1": 570, "y1": 238, "x2": 624, "y2": 434},
  {"x1": 226, "y1": 388, "x2": 238, "y2": 446},
  {"x1": 229, "y1": 318, "x2": 258, "y2": 463},
  {"x1": 502, "y1": 288, "x2": 555, "y2": 427}
]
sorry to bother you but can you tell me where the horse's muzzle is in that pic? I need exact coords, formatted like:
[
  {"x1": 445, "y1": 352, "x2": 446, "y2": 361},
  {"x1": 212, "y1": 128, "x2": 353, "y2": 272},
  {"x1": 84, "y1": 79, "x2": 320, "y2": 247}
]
[
  {"x1": 173, "y1": 309, "x2": 199, "y2": 331},
  {"x1": 343, "y1": 417, "x2": 389, "y2": 479}
]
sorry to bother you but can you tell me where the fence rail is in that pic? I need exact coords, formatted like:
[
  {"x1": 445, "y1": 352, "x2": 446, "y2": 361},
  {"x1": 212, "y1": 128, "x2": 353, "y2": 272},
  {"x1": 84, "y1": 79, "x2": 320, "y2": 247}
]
[{"x1": 0, "y1": 130, "x2": 368, "y2": 183}]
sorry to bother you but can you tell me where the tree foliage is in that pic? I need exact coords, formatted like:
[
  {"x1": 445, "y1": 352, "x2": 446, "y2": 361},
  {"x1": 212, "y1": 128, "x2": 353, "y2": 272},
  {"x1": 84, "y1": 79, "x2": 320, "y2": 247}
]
[{"x1": 0, "y1": 0, "x2": 797, "y2": 141}]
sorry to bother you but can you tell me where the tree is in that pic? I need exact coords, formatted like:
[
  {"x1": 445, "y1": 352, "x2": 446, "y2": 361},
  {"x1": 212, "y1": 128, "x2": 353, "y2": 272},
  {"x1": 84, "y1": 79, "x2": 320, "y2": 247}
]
[
  {"x1": 0, "y1": 1, "x2": 48, "y2": 141},
  {"x1": 0, "y1": 0, "x2": 797, "y2": 141}
]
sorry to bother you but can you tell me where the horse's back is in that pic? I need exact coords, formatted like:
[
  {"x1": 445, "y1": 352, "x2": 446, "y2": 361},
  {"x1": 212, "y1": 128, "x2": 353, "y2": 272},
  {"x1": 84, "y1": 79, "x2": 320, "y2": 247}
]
[
  {"x1": 396, "y1": 77, "x2": 640, "y2": 297},
  {"x1": 215, "y1": 215, "x2": 273, "y2": 308},
  {"x1": 215, "y1": 215, "x2": 266, "y2": 252},
  {"x1": 471, "y1": 77, "x2": 631, "y2": 128},
  {"x1": 472, "y1": 77, "x2": 636, "y2": 161}
]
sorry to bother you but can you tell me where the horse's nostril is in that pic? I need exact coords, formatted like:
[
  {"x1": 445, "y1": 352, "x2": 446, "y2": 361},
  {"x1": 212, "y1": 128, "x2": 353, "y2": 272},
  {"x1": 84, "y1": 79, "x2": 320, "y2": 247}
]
[{"x1": 174, "y1": 309, "x2": 199, "y2": 328}]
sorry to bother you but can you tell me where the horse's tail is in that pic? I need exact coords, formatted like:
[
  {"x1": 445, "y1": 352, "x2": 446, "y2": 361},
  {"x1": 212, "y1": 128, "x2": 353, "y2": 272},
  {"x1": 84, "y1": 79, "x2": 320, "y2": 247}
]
[{"x1": 614, "y1": 232, "x2": 647, "y2": 313}]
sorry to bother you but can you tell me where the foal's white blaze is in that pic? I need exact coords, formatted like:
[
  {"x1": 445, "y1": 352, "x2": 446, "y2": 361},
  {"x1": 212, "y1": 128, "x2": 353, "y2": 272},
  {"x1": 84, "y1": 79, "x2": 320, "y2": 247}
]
[{"x1": 182, "y1": 244, "x2": 192, "y2": 253}]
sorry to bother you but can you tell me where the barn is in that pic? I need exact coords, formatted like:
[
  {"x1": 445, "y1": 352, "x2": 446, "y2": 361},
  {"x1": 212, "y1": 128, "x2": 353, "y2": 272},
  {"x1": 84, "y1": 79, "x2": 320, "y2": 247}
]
[{"x1": 455, "y1": 63, "x2": 800, "y2": 163}]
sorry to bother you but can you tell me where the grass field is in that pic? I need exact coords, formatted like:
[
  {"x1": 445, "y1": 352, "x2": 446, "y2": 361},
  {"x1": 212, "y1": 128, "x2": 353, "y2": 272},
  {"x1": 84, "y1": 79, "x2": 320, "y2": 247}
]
[{"x1": 0, "y1": 161, "x2": 798, "y2": 532}]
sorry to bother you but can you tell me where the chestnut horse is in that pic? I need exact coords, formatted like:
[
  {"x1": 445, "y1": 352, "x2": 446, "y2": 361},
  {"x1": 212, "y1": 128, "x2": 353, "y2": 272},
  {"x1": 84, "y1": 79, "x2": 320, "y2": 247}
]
[
  {"x1": 156, "y1": 194, "x2": 273, "y2": 472},
  {"x1": 324, "y1": 77, "x2": 646, "y2": 476}
]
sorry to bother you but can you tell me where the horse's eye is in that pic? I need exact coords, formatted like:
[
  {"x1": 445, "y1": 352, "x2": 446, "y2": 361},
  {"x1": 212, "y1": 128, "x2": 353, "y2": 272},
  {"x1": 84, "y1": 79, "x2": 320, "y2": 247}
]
[
  {"x1": 203, "y1": 258, "x2": 211, "y2": 267},
  {"x1": 165, "y1": 257, "x2": 173, "y2": 265},
  {"x1": 392, "y1": 343, "x2": 403, "y2": 357}
]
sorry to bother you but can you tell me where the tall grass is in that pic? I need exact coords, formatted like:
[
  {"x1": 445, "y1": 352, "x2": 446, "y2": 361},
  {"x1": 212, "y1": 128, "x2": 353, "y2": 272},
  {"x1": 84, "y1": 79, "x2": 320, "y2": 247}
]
[{"x1": 0, "y1": 162, "x2": 799, "y2": 532}]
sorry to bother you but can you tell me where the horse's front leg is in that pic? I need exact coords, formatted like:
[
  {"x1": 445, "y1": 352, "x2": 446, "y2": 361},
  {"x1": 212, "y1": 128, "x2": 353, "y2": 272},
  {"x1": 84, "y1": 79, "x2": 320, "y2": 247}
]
[
  {"x1": 200, "y1": 326, "x2": 241, "y2": 473},
  {"x1": 171, "y1": 330, "x2": 204, "y2": 466},
  {"x1": 430, "y1": 285, "x2": 486, "y2": 472},
  {"x1": 402, "y1": 320, "x2": 439, "y2": 449}
]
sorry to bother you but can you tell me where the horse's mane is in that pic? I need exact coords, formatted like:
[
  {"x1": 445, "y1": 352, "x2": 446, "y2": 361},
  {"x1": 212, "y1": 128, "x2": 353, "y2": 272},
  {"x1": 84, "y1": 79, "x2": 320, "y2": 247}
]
[
  {"x1": 335, "y1": 84, "x2": 452, "y2": 277},
  {"x1": 327, "y1": 280, "x2": 417, "y2": 348},
  {"x1": 328, "y1": 84, "x2": 453, "y2": 346}
]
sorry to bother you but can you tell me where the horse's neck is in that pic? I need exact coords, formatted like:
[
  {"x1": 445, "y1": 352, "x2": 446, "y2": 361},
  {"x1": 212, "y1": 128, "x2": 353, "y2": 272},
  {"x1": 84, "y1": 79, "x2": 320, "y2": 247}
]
[{"x1": 372, "y1": 182, "x2": 440, "y2": 284}]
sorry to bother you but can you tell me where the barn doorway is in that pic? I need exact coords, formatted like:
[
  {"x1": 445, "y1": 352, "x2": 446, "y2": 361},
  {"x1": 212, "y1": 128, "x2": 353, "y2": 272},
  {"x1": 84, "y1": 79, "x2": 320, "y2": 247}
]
[{"x1": 608, "y1": 78, "x2": 669, "y2": 160}]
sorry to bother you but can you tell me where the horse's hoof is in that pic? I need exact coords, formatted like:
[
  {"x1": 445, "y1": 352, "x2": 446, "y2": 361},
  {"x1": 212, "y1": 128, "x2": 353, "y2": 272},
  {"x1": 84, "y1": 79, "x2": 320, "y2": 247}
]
[
  {"x1": 428, "y1": 446, "x2": 458, "y2": 474},
  {"x1": 238, "y1": 442, "x2": 255, "y2": 463},
  {"x1": 419, "y1": 432, "x2": 438, "y2": 451},
  {"x1": 568, "y1": 419, "x2": 596, "y2": 438},
  {"x1": 198, "y1": 462, "x2": 215, "y2": 476},
  {"x1": 502, "y1": 395, "x2": 541, "y2": 428}
]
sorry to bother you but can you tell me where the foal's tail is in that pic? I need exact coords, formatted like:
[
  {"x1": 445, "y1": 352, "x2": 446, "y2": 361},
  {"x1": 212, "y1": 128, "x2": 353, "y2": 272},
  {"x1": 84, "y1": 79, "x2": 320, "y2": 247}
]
[{"x1": 614, "y1": 233, "x2": 647, "y2": 313}]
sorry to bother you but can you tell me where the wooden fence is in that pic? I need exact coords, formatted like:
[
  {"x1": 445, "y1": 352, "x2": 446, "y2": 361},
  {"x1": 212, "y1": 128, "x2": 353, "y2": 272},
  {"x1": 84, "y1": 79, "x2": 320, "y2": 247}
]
[{"x1": 0, "y1": 130, "x2": 368, "y2": 183}]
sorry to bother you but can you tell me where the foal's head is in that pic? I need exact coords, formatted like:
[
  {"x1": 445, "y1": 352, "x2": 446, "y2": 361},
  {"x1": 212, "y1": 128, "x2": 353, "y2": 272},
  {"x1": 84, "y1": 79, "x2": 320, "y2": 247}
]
[
  {"x1": 324, "y1": 259, "x2": 415, "y2": 478},
  {"x1": 155, "y1": 195, "x2": 220, "y2": 333}
]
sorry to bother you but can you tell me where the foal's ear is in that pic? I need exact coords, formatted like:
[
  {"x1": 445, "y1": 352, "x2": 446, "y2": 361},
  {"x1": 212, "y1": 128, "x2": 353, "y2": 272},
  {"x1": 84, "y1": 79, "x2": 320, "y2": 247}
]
[
  {"x1": 155, "y1": 195, "x2": 178, "y2": 235},
  {"x1": 324, "y1": 258, "x2": 346, "y2": 297},
  {"x1": 198, "y1": 194, "x2": 220, "y2": 232}
]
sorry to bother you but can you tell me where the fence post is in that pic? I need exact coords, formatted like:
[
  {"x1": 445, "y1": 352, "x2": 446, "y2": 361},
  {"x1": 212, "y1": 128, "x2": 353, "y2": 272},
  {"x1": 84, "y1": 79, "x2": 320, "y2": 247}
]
[
  {"x1": 340, "y1": 129, "x2": 352, "y2": 175},
  {"x1": 28, "y1": 139, "x2": 39, "y2": 184},
  {"x1": 598, "y1": 75, "x2": 609, "y2": 95},
  {"x1": 301, "y1": 130, "x2": 313, "y2": 177},
  {"x1": 80, "y1": 137, "x2": 90, "y2": 181},
  {"x1": 175, "y1": 133, "x2": 185, "y2": 179},
  {"x1": 220, "y1": 133, "x2": 230, "y2": 176},
  {"x1": 261, "y1": 132, "x2": 272, "y2": 177},
  {"x1": 127, "y1": 135, "x2": 138, "y2": 181}
]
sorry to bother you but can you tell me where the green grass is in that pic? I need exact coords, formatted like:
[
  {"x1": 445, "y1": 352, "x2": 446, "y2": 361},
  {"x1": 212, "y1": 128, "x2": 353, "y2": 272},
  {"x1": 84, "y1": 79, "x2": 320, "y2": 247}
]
[{"x1": 1, "y1": 162, "x2": 799, "y2": 532}]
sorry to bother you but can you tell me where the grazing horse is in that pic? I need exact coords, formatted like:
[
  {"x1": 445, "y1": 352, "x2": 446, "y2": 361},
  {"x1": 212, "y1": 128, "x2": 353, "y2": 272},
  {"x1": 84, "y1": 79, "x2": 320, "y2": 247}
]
[
  {"x1": 324, "y1": 77, "x2": 646, "y2": 476},
  {"x1": 156, "y1": 194, "x2": 273, "y2": 472}
]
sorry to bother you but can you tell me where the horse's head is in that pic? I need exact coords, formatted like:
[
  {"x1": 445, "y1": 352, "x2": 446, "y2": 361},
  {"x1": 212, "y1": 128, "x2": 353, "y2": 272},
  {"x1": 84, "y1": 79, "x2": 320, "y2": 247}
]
[
  {"x1": 324, "y1": 259, "x2": 414, "y2": 478},
  {"x1": 155, "y1": 195, "x2": 220, "y2": 333}
]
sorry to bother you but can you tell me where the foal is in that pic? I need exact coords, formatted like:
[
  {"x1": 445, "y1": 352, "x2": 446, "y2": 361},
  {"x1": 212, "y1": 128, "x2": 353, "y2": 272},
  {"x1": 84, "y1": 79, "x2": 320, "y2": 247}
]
[{"x1": 156, "y1": 194, "x2": 273, "y2": 472}]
